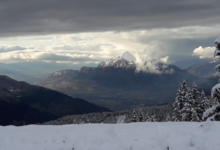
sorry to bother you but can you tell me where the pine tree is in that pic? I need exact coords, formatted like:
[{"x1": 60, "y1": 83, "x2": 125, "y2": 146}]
[
  {"x1": 190, "y1": 83, "x2": 203, "y2": 121},
  {"x1": 203, "y1": 36, "x2": 220, "y2": 121},
  {"x1": 138, "y1": 109, "x2": 143, "y2": 122},
  {"x1": 199, "y1": 90, "x2": 210, "y2": 112},
  {"x1": 172, "y1": 80, "x2": 189, "y2": 121},
  {"x1": 147, "y1": 114, "x2": 157, "y2": 122},
  {"x1": 132, "y1": 110, "x2": 137, "y2": 122},
  {"x1": 152, "y1": 114, "x2": 157, "y2": 122},
  {"x1": 165, "y1": 114, "x2": 171, "y2": 122},
  {"x1": 181, "y1": 93, "x2": 194, "y2": 121}
]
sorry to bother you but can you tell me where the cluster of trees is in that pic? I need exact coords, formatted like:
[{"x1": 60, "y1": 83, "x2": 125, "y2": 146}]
[
  {"x1": 172, "y1": 35, "x2": 220, "y2": 122},
  {"x1": 42, "y1": 105, "x2": 173, "y2": 125},
  {"x1": 172, "y1": 80, "x2": 213, "y2": 122}
]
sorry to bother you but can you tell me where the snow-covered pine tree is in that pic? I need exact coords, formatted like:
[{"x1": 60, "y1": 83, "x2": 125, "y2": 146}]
[
  {"x1": 190, "y1": 83, "x2": 203, "y2": 121},
  {"x1": 132, "y1": 110, "x2": 137, "y2": 122},
  {"x1": 199, "y1": 90, "x2": 210, "y2": 113},
  {"x1": 172, "y1": 80, "x2": 189, "y2": 121},
  {"x1": 192, "y1": 83, "x2": 201, "y2": 100},
  {"x1": 165, "y1": 114, "x2": 171, "y2": 122},
  {"x1": 147, "y1": 114, "x2": 157, "y2": 122},
  {"x1": 181, "y1": 84, "x2": 195, "y2": 121},
  {"x1": 203, "y1": 36, "x2": 220, "y2": 121},
  {"x1": 172, "y1": 82, "x2": 182, "y2": 121},
  {"x1": 138, "y1": 109, "x2": 143, "y2": 122}
]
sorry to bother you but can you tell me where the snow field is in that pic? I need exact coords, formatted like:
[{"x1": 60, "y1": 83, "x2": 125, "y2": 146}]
[{"x1": 0, "y1": 122, "x2": 219, "y2": 150}]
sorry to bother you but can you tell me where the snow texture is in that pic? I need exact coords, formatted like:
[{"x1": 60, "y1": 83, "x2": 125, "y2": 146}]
[
  {"x1": 1, "y1": 122, "x2": 220, "y2": 150},
  {"x1": 211, "y1": 83, "x2": 220, "y2": 97},
  {"x1": 214, "y1": 48, "x2": 220, "y2": 57},
  {"x1": 215, "y1": 64, "x2": 220, "y2": 70},
  {"x1": 203, "y1": 103, "x2": 220, "y2": 120}
]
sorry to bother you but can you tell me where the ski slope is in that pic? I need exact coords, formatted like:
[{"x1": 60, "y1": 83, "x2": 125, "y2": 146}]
[{"x1": 0, "y1": 122, "x2": 219, "y2": 150}]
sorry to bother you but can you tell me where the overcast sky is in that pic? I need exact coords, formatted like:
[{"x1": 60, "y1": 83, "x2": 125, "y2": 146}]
[{"x1": 0, "y1": 0, "x2": 220, "y2": 69}]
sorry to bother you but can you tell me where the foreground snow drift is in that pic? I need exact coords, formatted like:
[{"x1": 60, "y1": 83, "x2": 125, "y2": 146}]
[{"x1": 0, "y1": 122, "x2": 219, "y2": 150}]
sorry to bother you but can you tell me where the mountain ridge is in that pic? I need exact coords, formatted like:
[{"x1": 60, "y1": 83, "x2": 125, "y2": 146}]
[
  {"x1": 40, "y1": 52, "x2": 204, "y2": 111},
  {"x1": 0, "y1": 75, "x2": 111, "y2": 125}
]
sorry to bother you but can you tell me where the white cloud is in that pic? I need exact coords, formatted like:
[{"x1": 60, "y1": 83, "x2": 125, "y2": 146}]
[
  {"x1": 160, "y1": 56, "x2": 169, "y2": 63},
  {"x1": 0, "y1": 26, "x2": 219, "y2": 66},
  {"x1": 193, "y1": 46, "x2": 215, "y2": 59},
  {"x1": 134, "y1": 53, "x2": 174, "y2": 74}
]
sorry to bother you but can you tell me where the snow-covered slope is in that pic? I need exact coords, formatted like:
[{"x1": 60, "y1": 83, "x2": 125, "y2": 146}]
[
  {"x1": 98, "y1": 51, "x2": 136, "y2": 68},
  {"x1": 1, "y1": 122, "x2": 220, "y2": 150}
]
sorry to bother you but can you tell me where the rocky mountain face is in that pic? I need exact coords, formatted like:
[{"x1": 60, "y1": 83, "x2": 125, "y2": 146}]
[
  {"x1": 40, "y1": 52, "x2": 204, "y2": 111},
  {"x1": 0, "y1": 75, "x2": 110, "y2": 125}
]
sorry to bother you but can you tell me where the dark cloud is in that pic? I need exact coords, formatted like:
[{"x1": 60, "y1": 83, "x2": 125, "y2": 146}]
[{"x1": 0, "y1": 0, "x2": 220, "y2": 37}]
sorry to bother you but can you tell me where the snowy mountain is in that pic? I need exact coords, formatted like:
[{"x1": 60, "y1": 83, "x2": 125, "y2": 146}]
[
  {"x1": 98, "y1": 51, "x2": 175, "y2": 74},
  {"x1": 98, "y1": 51, "x2": 136, "y2": 68}
]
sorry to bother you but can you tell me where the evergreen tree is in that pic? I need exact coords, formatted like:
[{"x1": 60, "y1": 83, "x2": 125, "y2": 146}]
[
  {"x1": 165, "y1": 114, "x2": 171, "y2": 122},
  {"x1": 132, "y1": 110, "x2": 137, "y2": 122},
  {"x1": 138, "y1": 109, "x2": 143, "y2": 122},
  {"x1": 203, "y1": 36, "x2": 220, "y2": 121},
  {"x1": 199, "y1": 90, "x2": 210, "y2": 112},
  {"x1": 172, "y1": 80, "x2": 189, "y2": 121},
  {"x1": 190, "y1": 83, "x2": 203, "y2": 121},
  {"x1": 150, "y1": 114, "x2": 157, "y2": 122},
  {"x1": 146, "y1": 114, "x2": 157, "y2": 122}
]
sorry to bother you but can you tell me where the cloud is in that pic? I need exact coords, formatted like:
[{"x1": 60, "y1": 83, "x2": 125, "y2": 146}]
[
  {"x1": 0, "y1": 44, "x2": 100, "y2": 63},
  {"x1": 160, "y1": 56, "x2": 169, "y2": 63},
  {"x1": 134, "y1": 53, "x2": 174, "y2": 74},
  {"x1": 0, "y1": 46, "x2": 27, "y2": 52},
  {"x1": 193, "y1": 46, "x2": 215, "y2": 59},
  {"x1": 0, "y1": 0, "x2": 220, "y2": 37},
  {"x1": 0, "y1": 27, "x2": 219, "y2": 67}
]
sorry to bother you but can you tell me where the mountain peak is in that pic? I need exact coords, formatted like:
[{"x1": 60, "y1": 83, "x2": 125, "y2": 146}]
[
  {"x1": 98, "y1": 51, "x2": 136, "y2": 68},
  {"x1": 120, "y1": 51, "x2": 136, "y2": 62}
]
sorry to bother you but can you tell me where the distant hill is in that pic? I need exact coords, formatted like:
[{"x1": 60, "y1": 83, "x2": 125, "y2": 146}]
[
  {"x1": 0, "y1": 62, "x2": 88, "y2": 83},
  {"x1": 184, "y1": 60, "x2": 220, "y2": 95},
  {"x1": 172, "y1": 58, "x2": 210, "y2": 69},
  {"x1": 40, "y1": 52, "x2": 204, "y2": 111},
  {"x1": 185, "y1": 61, "x2": 218, "y2": 77},
  {"x1": 0, "y1": 75, "x2": 110, "y2": 125}
]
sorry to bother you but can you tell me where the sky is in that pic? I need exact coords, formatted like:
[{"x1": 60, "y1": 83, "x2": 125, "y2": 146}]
[{"x1": 0, "y1": 0, "x2": 220, "y2": 71}]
